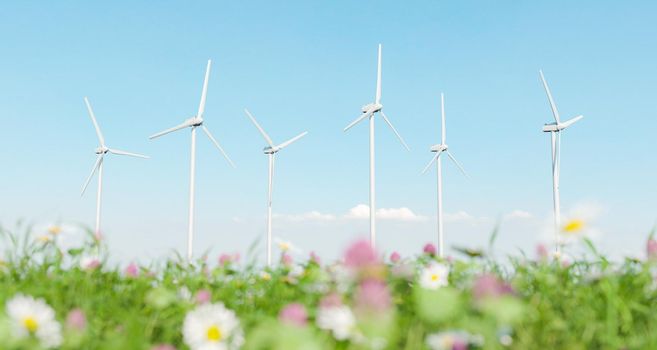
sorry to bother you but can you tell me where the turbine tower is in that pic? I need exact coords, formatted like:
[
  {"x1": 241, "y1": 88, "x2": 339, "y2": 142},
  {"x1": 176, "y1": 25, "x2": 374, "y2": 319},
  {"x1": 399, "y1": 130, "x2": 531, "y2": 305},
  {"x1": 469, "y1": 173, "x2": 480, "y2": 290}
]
[
  {"x1": 539, "y1": 70, "x2": 584, "y2": 252},
  {"x1": 244, "y1": 109, "x2": 308, "y2": 266},
  {"x1": 81, "y1": 97, "x2": 149, "y2": 239},
  {"x1": 149, "y1": 60, "x2": 235, "y2": 262},
  {"x1": 343, "y1": 44, "x2": 410, "y2": 247},
  {"x1": 421, "y1": 93, "x2": 468, "y2": 258}
]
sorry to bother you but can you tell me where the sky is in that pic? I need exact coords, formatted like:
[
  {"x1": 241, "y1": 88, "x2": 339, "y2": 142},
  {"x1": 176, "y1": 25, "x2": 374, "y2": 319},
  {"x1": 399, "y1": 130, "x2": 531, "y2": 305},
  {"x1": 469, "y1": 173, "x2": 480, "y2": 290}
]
[{"x1": 0, "y1": 1, "x2": 655, "y2": 264}]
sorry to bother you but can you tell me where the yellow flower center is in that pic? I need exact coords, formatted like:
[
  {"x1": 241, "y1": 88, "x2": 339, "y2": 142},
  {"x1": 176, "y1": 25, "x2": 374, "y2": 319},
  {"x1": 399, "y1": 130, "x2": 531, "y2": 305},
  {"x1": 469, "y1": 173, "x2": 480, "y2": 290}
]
[
  {"x1": 261, "y1": 272, "x2": 271, "y2": 281},
  {"x1": 431, "y1": 274, "x2": 439, "y2": 281},
  {"x1": 37, "y1": 235, "x2": 51, "y2": 243},
  {"x1": 279, "y1": 242, "x2": 290, "y2": 251},
  {"x1": 206, "y1": 325, "x2": 222, "y2": 342},
  {"x1": 48, "y1": 225, "x2": 62, "y2": 235},
  {"x1": 563, "y1": 219, "x2": 585, "y2": 233},
  {"x1": 23, "y1": 317, "x2": 38, "y2": 332}
]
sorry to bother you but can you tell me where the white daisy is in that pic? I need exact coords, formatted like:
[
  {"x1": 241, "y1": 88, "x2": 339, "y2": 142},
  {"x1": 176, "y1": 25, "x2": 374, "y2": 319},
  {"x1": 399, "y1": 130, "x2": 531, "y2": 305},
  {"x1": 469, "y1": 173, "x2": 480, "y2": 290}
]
[
  {"x1": 419, "y1": 262, "x2": 450, "y2": 290},
  {"x1": 183, "y1": 302, "x2": 244, "y2": 350},
  {"x1": 316, "y1": 305, "x2": 356, "y2": 341},
  {"x1": 5, "y1": 294, "x2": 62, "y2": 348}
]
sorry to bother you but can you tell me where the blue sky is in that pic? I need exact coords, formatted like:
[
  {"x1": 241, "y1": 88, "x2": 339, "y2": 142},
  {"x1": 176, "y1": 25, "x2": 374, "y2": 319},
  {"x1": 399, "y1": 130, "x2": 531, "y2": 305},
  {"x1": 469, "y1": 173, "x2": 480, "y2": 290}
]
[{"x1": 0, "y1": 1, "x2": 655, "y2": 263}]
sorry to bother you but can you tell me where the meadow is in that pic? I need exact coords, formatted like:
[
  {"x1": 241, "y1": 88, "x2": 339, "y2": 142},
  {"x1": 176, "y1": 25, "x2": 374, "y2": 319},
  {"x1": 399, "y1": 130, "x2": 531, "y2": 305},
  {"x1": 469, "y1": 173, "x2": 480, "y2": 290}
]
[{"x1": 1, "y1": 224, "x2": 657, "y2": 350}]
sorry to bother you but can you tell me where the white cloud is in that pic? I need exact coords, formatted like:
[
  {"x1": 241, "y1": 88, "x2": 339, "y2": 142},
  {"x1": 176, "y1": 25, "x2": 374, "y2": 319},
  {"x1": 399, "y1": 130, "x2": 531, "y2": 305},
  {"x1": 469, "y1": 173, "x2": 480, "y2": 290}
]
[
  {"x1": 274, "y1": 211, "x2": 337, "y2": 222},
  {"x1": 443, "y1": 210, "x2": 475, "y2": 222},
  {"x1": 504, "y1": 210, "x2": 533, "y2": 220},
  {"x1": 344, "y1": 204, "x2": 427, "y2": 221}
]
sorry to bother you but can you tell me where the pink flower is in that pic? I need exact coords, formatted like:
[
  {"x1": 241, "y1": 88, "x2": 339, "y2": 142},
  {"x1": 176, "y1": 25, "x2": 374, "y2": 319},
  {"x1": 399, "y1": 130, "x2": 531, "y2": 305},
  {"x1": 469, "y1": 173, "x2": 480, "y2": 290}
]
[
  {"x1": 647, "y1": 238, "x2": 657, "y2": 260},
  {"x1": 354, "y1": 279, "x2": 391, "y2": 313},
  {"x1": 218, "y1": 254, "x2": 231, "y2": 265},
  {"x1": 344, "y1": 240, "x2": 379, "y2": 269},
  {"x1": 66, "y1": 308, "x2": 86, "y2": 331},
  {"x1": 150, "y1": 345, "x2": 176, "y2": 350},
  {"x1": 390, "y1": 251, "x2": 401, "y2": 263},
  {"x1": 281, "y1": 253, "x2": 293, "y2": 266},
  {"x1": 310, "y1": 251, "x2": 321, "y2": 265},
  {"x1": 195, "y1": 289, "x2": 211, "y2": 304},
  {"x1": 320, "y1": 293, "x2": 343, "y2": 308},
  {"x1": 472, "y1": 274, "x2": 514, "y2": 300},
  {"x1": 423, "y1": 243, "x2": 437, "y2": 255},
  {"x1": 536, "y1": 243, "x2": 549, "y2": 261},
  {"x1": 124, "y1": 263, "x2": 139, "y2": 278},
  {"x1": 279, "y1": 303, "x2": 308, "y2": 327}
]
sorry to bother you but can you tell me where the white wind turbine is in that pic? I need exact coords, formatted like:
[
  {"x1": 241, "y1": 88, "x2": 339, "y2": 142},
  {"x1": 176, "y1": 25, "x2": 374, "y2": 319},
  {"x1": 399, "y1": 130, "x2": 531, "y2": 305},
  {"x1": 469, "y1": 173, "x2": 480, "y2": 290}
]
[
  {"x1": 343, "y1": 44, "x2": 410, "y2": 247},
  {"x1": 421, "y1": 93, "x2": 468, "y2": 258},
  {"x1": 539, "y1": 70, "x2": 584, "y2": 252},
  {"x1": 81, "y1": 97, "x2": 149, "y2": 239},
  {"x1": 149, "y1": 60, "x2": 235, "y2": 262},
  {"x1": 244, "y1": 109, "x2": 308, "y2": 266}
]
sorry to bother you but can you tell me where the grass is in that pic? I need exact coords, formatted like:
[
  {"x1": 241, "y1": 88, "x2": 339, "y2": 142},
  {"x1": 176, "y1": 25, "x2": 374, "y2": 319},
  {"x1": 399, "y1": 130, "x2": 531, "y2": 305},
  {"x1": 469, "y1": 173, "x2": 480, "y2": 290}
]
[{"x1": 1, "y1": 223, "x2": 656, "y2": 349}]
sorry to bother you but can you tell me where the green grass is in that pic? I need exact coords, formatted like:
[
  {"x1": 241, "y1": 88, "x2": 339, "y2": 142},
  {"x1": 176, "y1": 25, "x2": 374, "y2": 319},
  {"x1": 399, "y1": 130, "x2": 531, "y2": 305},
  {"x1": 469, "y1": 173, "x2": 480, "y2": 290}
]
[{"x1": 1, "y1": 224, "x2": 656, "y2": 350}]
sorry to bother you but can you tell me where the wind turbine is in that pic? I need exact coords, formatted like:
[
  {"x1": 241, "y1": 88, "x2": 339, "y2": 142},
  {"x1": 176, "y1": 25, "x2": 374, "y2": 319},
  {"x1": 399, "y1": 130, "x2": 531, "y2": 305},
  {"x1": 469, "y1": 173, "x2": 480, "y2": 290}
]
[
  {"x1": 539, "y1": 70, "x2": 584, "y2": 252},
  {"x1": 81, "y1": 97, "x2": 149, "y2": 239},
  {"x1": 244, "y1": 109, "x2": 308, "y2": 266},
  {"x1": 421, "y1": 93, "x2": 468, "y2": 258},
  {"x1": 149, "y1": 60, "x2": 235, "y2": 262},
  {"x1": 343, "y1": 44, "x2": 410, "y2": 247}
]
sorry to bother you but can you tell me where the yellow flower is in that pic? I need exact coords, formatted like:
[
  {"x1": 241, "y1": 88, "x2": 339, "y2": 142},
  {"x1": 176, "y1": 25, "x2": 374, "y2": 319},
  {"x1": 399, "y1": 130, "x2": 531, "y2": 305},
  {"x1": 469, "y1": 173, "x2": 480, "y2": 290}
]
[
  {"x1": 47, "y1": 225, "x2": 62, "y2": 236},
  {"x1": 23, "y1": 317, "x2": 38, "y2": 333},
  {"x1": 206, "y1": 325, "x2": 222, "y2": 341},
  {"x1": 260, "y1": 272, "x2": 271, "y2": 281},
  {"x1": 37, "y1": 235, "x2": 52, "y2": 243},
  {"x1": 562, "y1": 219, "x2": 585, "y2": 234},
  {"x1": 278, "y1": 241, "x2": 291, "y2": 252}
]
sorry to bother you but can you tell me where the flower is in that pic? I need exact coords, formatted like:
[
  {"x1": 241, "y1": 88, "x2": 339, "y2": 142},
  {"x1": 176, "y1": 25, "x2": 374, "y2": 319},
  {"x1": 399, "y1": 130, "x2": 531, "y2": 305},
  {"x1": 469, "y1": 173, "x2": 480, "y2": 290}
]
[
  {"x1": 65, "y1": 308, "x2": 86, "y2": 331},
  {"x1": 150, "y1": 344, "x2": 177, "y2": 350},
  {"x1": 309, "y1": 251, "x2": 321, "y2": 265},
  {"x1": 423, "y1": 243, "x2": 437, "y2": 256},
  {"x1": 183, "y1": 303, "x2": 244, "y2": 350},
  {"x1": 281, "y1": 253, "x2": 294, "y2": 266},
  {"x1": 535, "y1": 243, "x2": 549, "y2": 261},
  {"x1": 279, "y1": 303, "x2": 308, "y2": 327},
  {"x1": 219, "y1": 253, "x2": 240, "y2": 266},
  {"x1": 647, "y1": 238, "x2": 657, "y2": 260},
  {"x1": 344, "y1": 240, "x2": 379, "y2": 269},
  {"x1": 426, "y1": 330, "x2": 480, "y2": 350},
  {"x1": 354, "y1": 279, "x2": 391, "y2": 314},
  {"x1": 124, "y1": 263, "x2": 139, "y2": 278},
  {"x1": 47, "y1": 225, "x2": 62, "y2": 236},
  {"x1": 260, "y1": 271, "x2": 272, "y2": 281},
  {"x1": 390, "y1": 251, "x2": 401, "y2": 263},
  {"x1": 316, "y1": 304, "x2": 356, "y2": 341},
  {"x1": 472, "y1": 274, "x2": 514, "y2": 300},
  {"x1": 562, "y1": 219, "x2": 585, "y2": 234},
  {"x1": 80, "y1": 256, "x2": 100, "y2": 270},
  {"x1": 419, "y1": 262, "x2": 450, "y2": 290},
  {"x1": 195, "y1": 289, "x2": 212, "y2": 305},
  {"x1": 6, "y1": 294, "x2": 62, "y2": 348}
]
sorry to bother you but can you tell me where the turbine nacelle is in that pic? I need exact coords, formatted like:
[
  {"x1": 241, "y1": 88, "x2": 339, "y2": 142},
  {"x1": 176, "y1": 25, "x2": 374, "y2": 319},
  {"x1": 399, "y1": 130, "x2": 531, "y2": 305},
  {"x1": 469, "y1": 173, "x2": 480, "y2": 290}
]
[
  {"x1": 361, "y1": 103, "x2": 382, "y2": 114},
  {"x1": 263, "y1": 146, "x2": 279, "y2": 154},
  {"x1": 188, "y1": 116, "x2": 204, "y2": 127},
  {"x1": 94, "y1": 146, "x2": 109, "y2": 155},
  {"x1": 430, "y1": 144, "x2": 448, "y2": 153},
  {"x1": 542, "y1": 115, "x2": 584, "y2": 132}
]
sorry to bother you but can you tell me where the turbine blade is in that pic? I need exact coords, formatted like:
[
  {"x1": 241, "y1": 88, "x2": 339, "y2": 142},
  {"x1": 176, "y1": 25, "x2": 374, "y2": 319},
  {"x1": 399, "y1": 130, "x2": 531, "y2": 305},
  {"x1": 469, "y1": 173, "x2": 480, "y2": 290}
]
[
  {"x1": 81, "y1": 155, "x2": 103, "y2": 196},
  {"x1": 380, "y1": 111, "x2": 410, "y2": 151},
  {"x1": 84, "y1": 97, "x2": 105, "y2": 147},
  {"x1": 108, "y1": 148, "x2": 149, "y2": 159},
  {"x1": 375, "y1": 44, "x2": 382, "y2": 104},
  {"x1": 446, "y1": 151, "x2": 469, "y2": 178},
  {"x1": 201, "y1": 125, "x2": 236, "y2": 168},
  {"x1": 277, "y1": 131, "x2": 308, "y2": 150},
  {"x1": 244, "y1": 109, "x2": 274, "y2": 147},
  {"x1": 560, "y1": 115, "x2": 584, "y2": 129},
  {"x1": 343, "y1": 111, "x2": 372, "y2": 132},
  {"x1": 149, "y1": 120, "x2": 192, "y2": 139},
  {"x1": 197, "y1": 60, "x2": 211, "y2": 119},
  {"x1": 539, "y1": 70, "x2": 561, "y2": 124},
  {"x1": 421, "y1": 152, "x2": 441, "y2": 174},
  {"x1": 441, "y1": 93, "x2": 446, "y2": 144}
]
